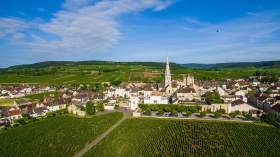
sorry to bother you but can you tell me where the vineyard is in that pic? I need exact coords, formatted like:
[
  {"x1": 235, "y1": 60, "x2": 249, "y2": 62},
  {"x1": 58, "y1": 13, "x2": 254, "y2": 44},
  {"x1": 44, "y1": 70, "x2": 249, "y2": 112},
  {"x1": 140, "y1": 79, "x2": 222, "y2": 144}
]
[
  {"x1": 85, "y1": 118, "x2": 280, "y2": 157},
  {"x1": 0, "y1": 112, "x2": 122, "y2": 157}
]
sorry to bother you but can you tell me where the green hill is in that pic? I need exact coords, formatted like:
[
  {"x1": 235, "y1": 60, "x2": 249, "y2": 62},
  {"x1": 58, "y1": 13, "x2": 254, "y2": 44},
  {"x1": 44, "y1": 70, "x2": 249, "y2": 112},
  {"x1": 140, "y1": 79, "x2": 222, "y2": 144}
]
[
  {"x1": 181, "y1": 60, "x2": 280, "y2": 69},
  {"x1": 0, "y1": 60, "x2": 279, "y2": 84}
]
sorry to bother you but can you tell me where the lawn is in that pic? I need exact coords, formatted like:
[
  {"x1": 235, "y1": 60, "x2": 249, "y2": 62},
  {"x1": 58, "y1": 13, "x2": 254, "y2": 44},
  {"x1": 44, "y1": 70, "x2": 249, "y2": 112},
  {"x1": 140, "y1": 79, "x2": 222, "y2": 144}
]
[
  {"x1": 0, "y1": 112, "x2": 123, "y2": 157},
  {"x1": 85, "y1": 118, "x2": 280, "y2": 157},
  {"x1": 0, "y1": 98, "x2": 15, "y2": 106},
  {"x1": 23, "y1": 91, "x2": 59, "y2": 101}
]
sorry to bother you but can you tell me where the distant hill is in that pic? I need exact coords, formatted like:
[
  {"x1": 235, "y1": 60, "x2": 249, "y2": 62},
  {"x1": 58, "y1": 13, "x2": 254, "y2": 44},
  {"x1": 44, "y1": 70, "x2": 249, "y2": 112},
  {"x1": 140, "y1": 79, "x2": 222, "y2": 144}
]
[
  {"x1": 7, "y1": 61, "x2": 177, "y2": 69},
  {"x1": 180, "y1": 60, "x2": 280, "y2": 69},
  {"x1": 6, "y1": 60, "x2": 280, "y2": 69}
]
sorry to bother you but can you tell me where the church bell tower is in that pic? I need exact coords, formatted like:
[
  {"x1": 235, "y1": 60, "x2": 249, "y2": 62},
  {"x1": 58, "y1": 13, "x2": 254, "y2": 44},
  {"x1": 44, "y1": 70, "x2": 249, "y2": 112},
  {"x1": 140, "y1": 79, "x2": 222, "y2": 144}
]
[{"x1": 165, "y1": 57, "x2": 172, "y2": 87}]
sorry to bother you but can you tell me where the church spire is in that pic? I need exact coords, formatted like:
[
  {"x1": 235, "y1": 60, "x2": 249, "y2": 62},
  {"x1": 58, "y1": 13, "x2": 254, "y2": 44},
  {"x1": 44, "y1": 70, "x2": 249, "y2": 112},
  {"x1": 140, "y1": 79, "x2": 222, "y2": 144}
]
[{"x1": 165, "y1": 57, "x2": 172, "y2": 87}]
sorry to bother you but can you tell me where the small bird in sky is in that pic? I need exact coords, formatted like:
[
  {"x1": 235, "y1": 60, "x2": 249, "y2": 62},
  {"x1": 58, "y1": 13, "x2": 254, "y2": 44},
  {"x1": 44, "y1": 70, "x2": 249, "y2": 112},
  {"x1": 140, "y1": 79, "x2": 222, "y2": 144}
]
[{"x1": 216, "y1": 29, "x2": 220, "y2": 32}]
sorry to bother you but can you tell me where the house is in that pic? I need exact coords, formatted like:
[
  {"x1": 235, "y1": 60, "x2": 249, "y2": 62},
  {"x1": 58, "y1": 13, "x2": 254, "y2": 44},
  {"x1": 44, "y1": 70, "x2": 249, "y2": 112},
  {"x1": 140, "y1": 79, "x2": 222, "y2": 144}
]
[
  {"x1": 216, "y1": 86, "x2": 228, "y2": 96},
  {"x1": 72, "y1": 91, "x2": 93, "y2": 103},
  {"x1": 176, "y1": 87, "x2": 196, "y2": 101},
  {"x1": 43, "y1": 97, "x2": 67, "y2": 112},
  {"x1": 31, "y1": 107, "x2": 49, "y2": 117},
  {"x1": 143, "y1": 86, "x2": 153, "y2": 98},
  {"x1": 271, "y1": 103, "x2": 280, "y2": 121},
  {"x1": 5, "y1": 107, "x2": 22, "y2": 120},
  {"x1": 115, "y1": 87, "x2": 130, "y2": 97},
  {"x1": 210, "y1": 103, "x2": 231, "y2": 113},
  {"x1": 144, "y1": 91, "x2": 168, "y2": 104},
  {"x1": 67, "y1": 103, "x2": 86, "y2": 117},
  {"x1": 230, "y1": 99, "x2": 259, "y2": 114},
  {"x1": 129, "y1": 94, "x2": 140, "y2": 110},
  {"x1": 234, "y1": 90, "x2": 247, "y2": 102}
]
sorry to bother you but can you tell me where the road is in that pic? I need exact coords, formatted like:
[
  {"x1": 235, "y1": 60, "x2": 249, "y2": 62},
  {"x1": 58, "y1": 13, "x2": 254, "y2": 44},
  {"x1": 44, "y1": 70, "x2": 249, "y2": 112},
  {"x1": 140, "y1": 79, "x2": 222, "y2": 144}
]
[{"x1": 73, "y1": 109, "x2": 131, "y2": 157}]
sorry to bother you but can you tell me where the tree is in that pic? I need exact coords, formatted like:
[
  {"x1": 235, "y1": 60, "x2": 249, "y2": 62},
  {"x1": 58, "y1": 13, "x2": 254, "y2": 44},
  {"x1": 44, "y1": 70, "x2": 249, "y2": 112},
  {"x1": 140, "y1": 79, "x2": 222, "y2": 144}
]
[
  {"x1": 111, "y1": 79, "x2": 122, "y2": 86},
  {"x1": 96, "y1": 101, "x2": 105, "y2": 112},
  {"x1": 261, "y1": 112, "x2": 278, "y2": 126},
  {"x1": 205, "y1": 91, "x2": 224, "y2": 104},
  {"x1": 86, "y1": 101, "x2": 95, "y2": 115}
]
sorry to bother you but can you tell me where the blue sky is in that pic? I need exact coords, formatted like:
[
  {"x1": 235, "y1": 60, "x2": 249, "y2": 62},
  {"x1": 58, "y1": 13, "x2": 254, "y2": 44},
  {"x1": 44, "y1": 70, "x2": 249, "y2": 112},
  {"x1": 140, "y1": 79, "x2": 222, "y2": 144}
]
[{"x1": 0, "y1": 0, "x2": 280, "y2": 67}]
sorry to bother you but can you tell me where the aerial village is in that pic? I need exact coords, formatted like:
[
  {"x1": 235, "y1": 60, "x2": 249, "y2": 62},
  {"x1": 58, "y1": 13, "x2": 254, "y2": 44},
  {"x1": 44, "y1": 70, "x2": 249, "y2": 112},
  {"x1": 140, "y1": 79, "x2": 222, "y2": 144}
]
[{"x1": 0, "y1": 58, "x2": 280, "y2": 127}]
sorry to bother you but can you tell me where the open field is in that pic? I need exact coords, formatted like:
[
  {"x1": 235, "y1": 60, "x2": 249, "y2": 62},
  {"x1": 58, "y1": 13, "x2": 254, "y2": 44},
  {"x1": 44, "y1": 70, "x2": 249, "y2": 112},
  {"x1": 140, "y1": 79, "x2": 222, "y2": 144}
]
[
  {"x1": 0, "y1": 63, "x2": 279, "y2": 84},
  {"x1": 0, "y1": 112, "x2": 123, "y2": 157},
  {"x1": 85, "y1": 118, "x2": 280, "y2": 157}
]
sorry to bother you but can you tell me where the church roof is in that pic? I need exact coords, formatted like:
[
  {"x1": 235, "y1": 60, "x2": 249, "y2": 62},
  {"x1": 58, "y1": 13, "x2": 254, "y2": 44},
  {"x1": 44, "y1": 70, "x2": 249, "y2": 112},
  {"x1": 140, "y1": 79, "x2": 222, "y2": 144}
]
[
  {"x1": 231, "y1": 99, "x2": 245, "y2": 106},
  {"x1": 177, "y1": 87, "x2": 196, "y2": 93}
]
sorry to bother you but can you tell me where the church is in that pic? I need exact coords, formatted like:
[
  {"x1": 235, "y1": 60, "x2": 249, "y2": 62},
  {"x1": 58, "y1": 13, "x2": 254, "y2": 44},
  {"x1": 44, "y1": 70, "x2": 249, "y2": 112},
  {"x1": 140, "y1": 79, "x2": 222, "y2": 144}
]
[{"x1": 143, "y1": 58, "x2": 199, "y2": 104}]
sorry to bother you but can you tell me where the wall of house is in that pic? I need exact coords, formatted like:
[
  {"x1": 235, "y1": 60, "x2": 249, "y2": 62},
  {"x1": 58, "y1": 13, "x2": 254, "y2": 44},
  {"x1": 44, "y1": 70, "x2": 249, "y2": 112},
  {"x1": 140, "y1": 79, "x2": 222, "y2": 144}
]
[
  {"x1": 211, "y1": 103, "x2": 230, "y2": 113},
  {"x1": 144, "y1": 96, "x2": 168, "y2": 104},
  {"x1": 129, "y1": 97, "x2": 139, "y2": 110},
  {"x1": 231, "y1": 103, "x2": 258, "y2": 113},
  {"x1": 177, "y1": 93, "x2": 194, "y2": 101}
]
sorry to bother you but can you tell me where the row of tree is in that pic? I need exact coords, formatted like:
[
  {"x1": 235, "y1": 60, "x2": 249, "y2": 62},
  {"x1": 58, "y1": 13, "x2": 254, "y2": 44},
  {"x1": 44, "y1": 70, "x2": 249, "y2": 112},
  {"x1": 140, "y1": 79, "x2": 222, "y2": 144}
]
[
  {"x1": 139, "y1": 104, "x2": 202, "y2": 116},
  {"x1": 85, "y1": 101, "x2": 105, "y2": 115}
]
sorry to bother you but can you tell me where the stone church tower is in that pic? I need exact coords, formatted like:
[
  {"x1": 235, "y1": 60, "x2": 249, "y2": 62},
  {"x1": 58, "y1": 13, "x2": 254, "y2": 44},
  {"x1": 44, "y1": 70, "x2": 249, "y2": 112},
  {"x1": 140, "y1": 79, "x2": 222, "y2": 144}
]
[
  {"x1": 187, "y1": 74, "x2": 195, "y2": 87},
  {"x1": 165, "y1": 57, "x2": 172, "y2": 87}
]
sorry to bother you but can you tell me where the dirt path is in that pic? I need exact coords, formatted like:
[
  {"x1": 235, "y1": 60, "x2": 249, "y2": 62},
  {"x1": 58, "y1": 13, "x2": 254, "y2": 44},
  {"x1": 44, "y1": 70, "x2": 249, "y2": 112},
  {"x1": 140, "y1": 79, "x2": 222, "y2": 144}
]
[{"x1": 73, "y1": 109, "x2": 131, "y2": 157}]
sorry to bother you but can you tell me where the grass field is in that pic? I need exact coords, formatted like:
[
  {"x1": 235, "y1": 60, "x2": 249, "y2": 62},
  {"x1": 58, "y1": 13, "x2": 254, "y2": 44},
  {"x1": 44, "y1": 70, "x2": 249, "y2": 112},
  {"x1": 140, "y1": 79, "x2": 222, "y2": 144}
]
[
  {"x1": 0, "y1": 98, "x2": 15, "y2": 106},
  {"x1": 23, "y1": 91, "x2": 59, "y2": 101},
  {"x1": 0, "y1": 63, "x2": 279, "y2": 84},
  {"x1": 85, "y1": 118, "x2": 280, "y2": 157},
  {"x1": 0, "y1": 112, "x2": 123, "y2": 157}
]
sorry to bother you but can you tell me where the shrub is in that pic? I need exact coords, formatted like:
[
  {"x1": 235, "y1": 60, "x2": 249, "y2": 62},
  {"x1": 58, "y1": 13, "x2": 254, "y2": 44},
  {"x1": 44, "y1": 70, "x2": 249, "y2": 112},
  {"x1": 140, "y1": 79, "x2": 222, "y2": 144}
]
[
  {"x1": 86, "y1": 101, "x2": 95, "y2": 115},
  {"x1": 158, "y1": 109, "x2": 164, "y2": 115},
  {"x1": 144, "y1": 109, "x2": 151, "y2": 115},
  {"x1": 200, "y1": 112, "x2": 206, "y2": 117},
  {"x1": 217, "y1": 109, "x2": 226, "y2": 114},
  {"x1": 13, "y1": 123, "x2": 19, "y2": 127},
  {"x1": 46, "y1": 112, "x2": 56, "y2": 117},
  {"x1": 96, "y1": 101, "x2": 105, "y2": 112},
  {"x1": 114, "y1": 104, "x2": 119, "y2": 109},
  {"x1": 214, "y1": 112, "x2": 222, "y2": 118},
  {"x1": 186, "y1": 111, "x2": 192, "y2": 117},
  {"x1": 229, "y1": 112, "x2": 237, "y2": 118},
  {"x1": 16, "y1": 118, "x2": 27, "y2": 125},
  {"x1": 261, "y1": 112, "x2": 278, "y2": 126},
  {"x1": 244, "y1": 113, "x2": 252, "y2": 120},
  {"x1": 171, "y1": 110, "x2": 178, "y2": 116},
  {"x1": 164, "y1": 106, "x2": 171, "y2": 112},
  {"x1": 21, "y1": 113, "x2": 30, "y2": 118}
]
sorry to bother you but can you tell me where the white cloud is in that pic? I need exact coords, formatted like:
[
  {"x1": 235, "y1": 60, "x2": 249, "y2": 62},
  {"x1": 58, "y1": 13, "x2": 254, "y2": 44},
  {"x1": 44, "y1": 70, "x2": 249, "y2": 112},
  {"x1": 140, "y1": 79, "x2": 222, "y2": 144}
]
[
  {"x1": 0, "y1": 0, "x2": 175, "y2": 54},
  {"x1": 147, "y1": 12, "x2": 280, "y2": 63}
]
